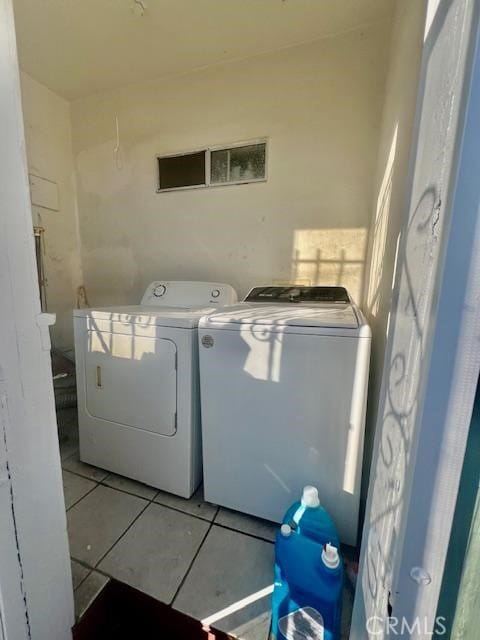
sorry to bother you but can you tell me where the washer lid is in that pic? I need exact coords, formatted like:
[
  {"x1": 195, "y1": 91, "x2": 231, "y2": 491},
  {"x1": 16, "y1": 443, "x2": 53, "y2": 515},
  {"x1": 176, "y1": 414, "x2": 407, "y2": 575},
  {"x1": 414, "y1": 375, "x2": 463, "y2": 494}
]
[
  {"x1": 74, "y1": 304, "x2": 218, "y2": 329},
  {"x1": 202, "y1": 302, "x2": 359, "y2": 329}
]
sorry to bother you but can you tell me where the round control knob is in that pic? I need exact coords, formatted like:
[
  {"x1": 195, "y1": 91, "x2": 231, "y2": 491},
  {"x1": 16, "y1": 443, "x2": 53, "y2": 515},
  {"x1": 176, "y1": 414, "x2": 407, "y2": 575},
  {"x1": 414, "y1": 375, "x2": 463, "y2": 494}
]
[
  {"x1": 211, "y1": 289, "x2": 220, "y2": 298},
  {"x1": 153, "y1": 284, "x2": 166, "y2": 297}
]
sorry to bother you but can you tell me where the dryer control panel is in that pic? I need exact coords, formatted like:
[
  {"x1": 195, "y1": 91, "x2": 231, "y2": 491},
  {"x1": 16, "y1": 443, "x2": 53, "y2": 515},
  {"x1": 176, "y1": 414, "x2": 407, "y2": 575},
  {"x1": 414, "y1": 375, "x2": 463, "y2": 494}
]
[
  {"x1": 141, "y1": 281, "x2": 238, "y2": 307},
  {"x1": 244, "y1": 286, "x2": 350, "y2": 304}
]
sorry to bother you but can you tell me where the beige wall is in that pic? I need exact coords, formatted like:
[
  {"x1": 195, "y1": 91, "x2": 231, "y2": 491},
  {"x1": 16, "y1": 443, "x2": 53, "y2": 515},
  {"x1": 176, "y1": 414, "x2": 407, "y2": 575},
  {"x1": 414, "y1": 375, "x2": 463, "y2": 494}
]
[
  {"x1": 70, "y1": 22, "x2": 391, "y2": 307},
  {"x1": 361, "y1": 0, "x2": 427, "y2": 498},
  {"x1": 20, "y1": 72, "x2": 83, "y2": 351}
]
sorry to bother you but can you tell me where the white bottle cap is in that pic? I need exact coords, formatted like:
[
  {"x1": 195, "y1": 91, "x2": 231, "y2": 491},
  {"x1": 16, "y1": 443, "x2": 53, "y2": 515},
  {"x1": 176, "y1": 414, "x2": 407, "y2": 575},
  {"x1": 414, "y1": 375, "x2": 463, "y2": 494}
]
[
  {"x1": 280, "y1": 524, "x2": 292, "y2": 537},
  {"x1": 322, "y1": 543, "x2": 340, "y2": 569},
  {"x1": 301, "y1": 485, "x2": 320, "y2": 508}
]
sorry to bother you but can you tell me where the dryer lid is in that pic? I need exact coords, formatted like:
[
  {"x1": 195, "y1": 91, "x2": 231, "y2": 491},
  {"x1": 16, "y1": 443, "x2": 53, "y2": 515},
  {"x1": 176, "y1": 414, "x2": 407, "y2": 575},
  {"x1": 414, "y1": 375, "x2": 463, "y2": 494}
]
[
  {"x1": 74, "y1": 281, "x2": 237, "y2": 328},
  {"x1": 74, "y1": 305, "x2": 217, "y2": 328}
]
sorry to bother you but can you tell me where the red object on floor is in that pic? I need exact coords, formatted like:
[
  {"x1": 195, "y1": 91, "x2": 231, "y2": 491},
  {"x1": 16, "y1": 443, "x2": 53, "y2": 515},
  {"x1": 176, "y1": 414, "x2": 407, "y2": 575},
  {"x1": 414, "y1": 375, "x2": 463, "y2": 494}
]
[{"x1": 72, "y1": 579, "x2": 234, "y2": 640}]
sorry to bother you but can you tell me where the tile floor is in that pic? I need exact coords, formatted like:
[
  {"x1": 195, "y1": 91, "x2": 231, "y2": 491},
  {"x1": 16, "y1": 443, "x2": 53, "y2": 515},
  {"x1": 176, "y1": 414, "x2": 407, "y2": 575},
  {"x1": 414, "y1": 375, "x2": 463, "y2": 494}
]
[{"x1": 59, "y1": 409, "x2": 353, "y2": 639}]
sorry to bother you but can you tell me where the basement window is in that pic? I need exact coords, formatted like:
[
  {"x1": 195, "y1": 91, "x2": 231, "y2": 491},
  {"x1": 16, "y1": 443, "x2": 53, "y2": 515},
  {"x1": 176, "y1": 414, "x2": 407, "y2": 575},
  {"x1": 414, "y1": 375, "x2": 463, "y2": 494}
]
[{"x1": 156, "y1": 140, "x2": 267, "y2": 192}]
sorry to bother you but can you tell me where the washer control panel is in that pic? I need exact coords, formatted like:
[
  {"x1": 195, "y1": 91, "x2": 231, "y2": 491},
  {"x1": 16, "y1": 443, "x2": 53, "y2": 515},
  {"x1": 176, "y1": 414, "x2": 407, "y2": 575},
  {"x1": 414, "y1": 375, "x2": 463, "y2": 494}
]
[
  {"x1": 141, "y1": 281, "x2": 238, "y2": 307},
  {"x1": 244, "y1": 286, "x2": 350, "y2": 304}
]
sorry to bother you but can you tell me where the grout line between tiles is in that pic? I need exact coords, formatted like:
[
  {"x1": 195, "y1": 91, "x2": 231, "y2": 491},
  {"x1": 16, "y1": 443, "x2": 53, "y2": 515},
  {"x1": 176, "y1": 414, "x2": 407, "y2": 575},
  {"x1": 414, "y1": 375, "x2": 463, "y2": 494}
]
[
  {"x1": 66, "y1": 482, "x2": 100, "y2": 512},
  {"x1": 99, "y1": 479, "x2": 160, "y2": 502},
  {"x1": 78, "y1": 493, "x2": 217, "y2": 606},
  {"x1": 75, "y1": 577, "x2": 110, "y2": 623},
  {"x1": 69, "y1": 486, "x2": 191, "y2": 610},
  {"x1": 91, "y1": 488, "x2": 158, "y2": 570},
  {"x1": 151, "y1": 498, "x2": 219, "y2": 523},
  {"x1": 66, "y1": 476, "x2": 275, "y2": 543},
  {"x1": 65, "y1": 471, "x2": 219, "y2": 525},
  {"x1": 72, "y1": 565, "x2": 92, "y2": 592},
  {"x1": 61, "y1": 448, "x2": 217, "y2": 522},
  {"x1": 71, "y1": 556, "x2": 115, "y2": 583},
  {"x1": 70, "y1": 557, "x2": 95, "y2": 572},
  {"x1": 68, "y1": 502, "x2": 218, "y2": 581},
  {"x1": 170, "y1": 519, "x2": 215, "y2": 607},
  {"x1": 60, "y1": 449, "x2": 80, "y2": 465},
  {"x1": 62, "y1": 466, "x2": 159, "y2": 502},
  {"x1": 62, "y1": 466, "x2": 109, "y2": 484},
  {"x1": 211, "y1": 521, "x2": 276, "y2": 545}
]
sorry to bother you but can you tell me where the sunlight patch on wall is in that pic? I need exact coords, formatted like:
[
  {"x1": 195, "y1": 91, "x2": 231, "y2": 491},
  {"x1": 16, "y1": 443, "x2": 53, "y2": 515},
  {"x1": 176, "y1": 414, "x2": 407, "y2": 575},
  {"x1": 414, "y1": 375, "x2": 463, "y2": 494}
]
[
  {"x1": 365, "y1": 125, "x2": 398, "y2": 318},
  {"x1": 424, "y1": 0, "x2": 442, "y2": 42},
  {"x1": 291, "y1": 227, "x2": 368, "y2": 303}
]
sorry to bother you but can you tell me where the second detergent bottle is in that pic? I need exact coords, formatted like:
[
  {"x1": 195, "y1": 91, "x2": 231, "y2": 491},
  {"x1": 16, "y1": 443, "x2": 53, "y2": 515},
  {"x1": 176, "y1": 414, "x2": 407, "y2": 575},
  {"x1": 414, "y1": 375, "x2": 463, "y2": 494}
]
[{"x1": 271, "y1": 486, "x2": 343, "y2": 640}]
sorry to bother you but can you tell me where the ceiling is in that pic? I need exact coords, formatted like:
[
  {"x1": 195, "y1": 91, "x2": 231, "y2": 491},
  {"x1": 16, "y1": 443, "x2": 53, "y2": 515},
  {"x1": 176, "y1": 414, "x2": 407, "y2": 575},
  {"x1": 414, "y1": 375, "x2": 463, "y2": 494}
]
[{"x1": 13, "y1": 0, "x2": 395, "y2": 101}]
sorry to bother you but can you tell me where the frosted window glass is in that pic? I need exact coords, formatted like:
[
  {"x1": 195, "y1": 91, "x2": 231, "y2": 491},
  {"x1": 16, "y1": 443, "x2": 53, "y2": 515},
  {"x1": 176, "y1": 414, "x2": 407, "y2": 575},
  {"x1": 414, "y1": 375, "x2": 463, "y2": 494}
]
[
  {"x1": 211, "y1": 143, "x2": 266, "y2": 184},
  {"x1": 210, "y1": 149, "x2": 228, "y2": 184}
]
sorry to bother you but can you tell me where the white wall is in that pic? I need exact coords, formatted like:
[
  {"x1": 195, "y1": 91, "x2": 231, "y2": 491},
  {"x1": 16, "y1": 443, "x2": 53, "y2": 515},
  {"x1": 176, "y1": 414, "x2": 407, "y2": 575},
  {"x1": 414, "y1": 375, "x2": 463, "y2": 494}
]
[
  {"x1": 361, "y1": 0, "x2": 427, "y2": 501},
  {"x1": 70, "y1": 22, "x2": 391, "y2": 307},
  {"x1": 20, "y1": 72, "x2": 83, "y2": 351}
]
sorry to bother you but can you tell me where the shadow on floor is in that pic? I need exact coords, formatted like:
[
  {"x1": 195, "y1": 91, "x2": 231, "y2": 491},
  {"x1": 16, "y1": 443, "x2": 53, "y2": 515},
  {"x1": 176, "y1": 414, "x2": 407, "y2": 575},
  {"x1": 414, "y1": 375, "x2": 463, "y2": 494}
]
[{"x1": 72, "y1": 579, "x2": 234, "y2": 640}]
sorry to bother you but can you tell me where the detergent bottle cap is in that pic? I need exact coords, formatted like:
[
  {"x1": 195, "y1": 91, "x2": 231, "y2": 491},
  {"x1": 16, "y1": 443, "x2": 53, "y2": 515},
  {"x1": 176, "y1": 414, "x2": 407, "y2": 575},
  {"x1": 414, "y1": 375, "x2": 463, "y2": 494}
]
[
  {"x1": 301, "y1": 485, "x2": 320, "y2": 508},
  {"x1": 322, "y1": 543, "x2": 340, "y2": 569},
  {"x1": 280, "y1": 524, "x2": 292, "y2": 538}
]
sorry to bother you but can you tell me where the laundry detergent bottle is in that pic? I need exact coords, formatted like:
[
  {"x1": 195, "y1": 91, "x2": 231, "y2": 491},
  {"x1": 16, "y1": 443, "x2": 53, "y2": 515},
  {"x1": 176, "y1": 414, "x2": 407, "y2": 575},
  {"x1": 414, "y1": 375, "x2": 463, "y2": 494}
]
[
  {"x1": 282, "y1": 486, "x2": 340, "y2": 548},
  {"x1": 270, "y1": 487, "x2": 343, "y2": 640}
]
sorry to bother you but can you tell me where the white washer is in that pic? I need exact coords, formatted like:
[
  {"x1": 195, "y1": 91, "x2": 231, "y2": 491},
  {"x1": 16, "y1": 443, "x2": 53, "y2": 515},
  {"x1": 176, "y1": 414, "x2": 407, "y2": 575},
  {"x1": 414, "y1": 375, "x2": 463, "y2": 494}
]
[
  {"x1": 74, "y1": 281, "x2": 237, "y2": 498},
  {"x1": 198, "y1": 285, "x2": 371, "y2": 544}
]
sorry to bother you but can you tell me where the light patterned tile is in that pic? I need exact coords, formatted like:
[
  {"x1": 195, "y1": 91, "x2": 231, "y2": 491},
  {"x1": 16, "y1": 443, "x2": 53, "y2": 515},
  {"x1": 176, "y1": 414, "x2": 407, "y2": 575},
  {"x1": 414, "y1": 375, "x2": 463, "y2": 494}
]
[
  {"x1": 74, "y1": 571, "x2": 109, "y2": 620},
  {"x1": 63, "y1": 470, "x2": 96, "y2": 509},
  {"x1": 173, "y1": 526, "x2": 274, "y2": 633},
  {"x1": 68, "y1": 485, "x2": 147, "y2": 566},
  {"x1": 231, "y1": 611, "x2": 271, "y2": 640},
  {"x1": 71, "y1": 560, "x2": 90, "y2": 590},
  {"x1": 98, "y1": 503, "x2": 209, "y2": 603}
]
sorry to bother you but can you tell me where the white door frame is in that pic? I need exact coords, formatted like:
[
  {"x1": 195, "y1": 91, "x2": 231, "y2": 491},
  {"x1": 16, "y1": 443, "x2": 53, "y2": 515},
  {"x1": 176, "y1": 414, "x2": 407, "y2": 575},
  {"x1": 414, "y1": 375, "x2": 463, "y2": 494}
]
[
  {"x1": 352, "y1": 1, "x2": 480, "y2": 637},
  {"x1": 0, "y1": 0, "x2": 74, "y2": 638}
]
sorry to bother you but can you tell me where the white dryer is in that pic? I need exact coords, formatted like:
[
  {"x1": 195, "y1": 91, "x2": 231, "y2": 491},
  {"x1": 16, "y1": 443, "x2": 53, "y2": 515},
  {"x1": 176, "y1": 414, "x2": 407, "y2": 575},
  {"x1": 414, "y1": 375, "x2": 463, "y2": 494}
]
[
  {"x1": 198, "y1": 286, "x2": 371, "y2": 544},
  {"x1": 74, "y1": 281, "x2": 237, "y2": 498}
]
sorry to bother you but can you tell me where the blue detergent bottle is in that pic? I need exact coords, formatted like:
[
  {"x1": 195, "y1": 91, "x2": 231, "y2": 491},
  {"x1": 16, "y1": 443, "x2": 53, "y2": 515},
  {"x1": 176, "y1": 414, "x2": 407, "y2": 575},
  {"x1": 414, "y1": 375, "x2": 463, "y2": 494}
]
[
  {"x1": 271, "y1": 487, "x2": 343, "y2": 640},
  {"x1": 282, "y1": 486, "x2": 340, "y2": 548}
]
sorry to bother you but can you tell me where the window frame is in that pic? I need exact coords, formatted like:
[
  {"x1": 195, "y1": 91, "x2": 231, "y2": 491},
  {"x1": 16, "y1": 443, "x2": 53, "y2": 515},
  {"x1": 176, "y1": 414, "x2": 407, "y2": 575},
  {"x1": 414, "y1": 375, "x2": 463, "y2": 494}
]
[{"x1": 156, "y1": 138, "x2": 268, "y2": 193}]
